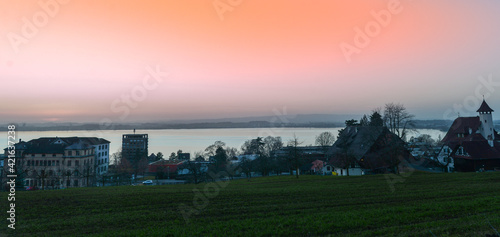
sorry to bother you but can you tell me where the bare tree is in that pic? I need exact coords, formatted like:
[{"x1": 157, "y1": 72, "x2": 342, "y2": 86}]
[
  {"x1": 225, "y1": 147, "x2": 239, "y2": 159},
  {"x1": 137, "y1": 156, "x2": 149, "y2": 177},
  {"x1": 204, "y1": 141, "x2": 226, "y2": 158},
  {"x1": 241, "y1": 138, "x2": 264, "y2": 155},
  {"x1": 315, "y1": 132, "x2": 336, "y2": 153},
  {"x1": 62, "y1": 169, "x2": 72, "y2": 188},
  {"x1": 96, "y1": 173, "x2": 110, "y2": 187},
  {"x1": 34, "y1": 165, "x2": 51, "y2": 190},
  {"x1": 114, "y1": 154, "x2": 133, "y2": 185},
  {"x1": 335, "y1": 134, "x2": 356, "y2": 176},
  {"x1": 181, "y1": 160, "x2": 204, "y2": 184},
  {"x1": 80, "y1": 159, "x2": 96, "y2": 187},
  {"x1": 193, "y1": 150, "x2": 205, "y2": 161},
  {"x1": 262, "y1": 136, "x2": 283, "y2": 157},
  {"x1": 383, "y1": 103, "x2": 415, "y2": 141},
  {"x1": 239, "y1": 157, "x2": 253, "y2": 180},
  {"x1": 287, "y1": 134, "x2": 304, "y2": 178}
]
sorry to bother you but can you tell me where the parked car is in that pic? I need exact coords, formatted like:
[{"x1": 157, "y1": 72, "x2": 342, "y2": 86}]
[
  {"x1": 26, "y1": 186, "x2": 39, "y2": 191},
  {"x1": 142, "y1": 180, "x2": 153, "y2": 185}
]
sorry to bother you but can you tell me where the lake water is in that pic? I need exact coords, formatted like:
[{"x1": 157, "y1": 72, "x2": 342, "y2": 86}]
[{"x1": 3, "y1": 128, "x2": 446, "y2": 158}]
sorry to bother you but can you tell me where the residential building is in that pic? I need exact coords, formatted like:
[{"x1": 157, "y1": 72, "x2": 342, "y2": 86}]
[
  {"x1": 310, "y1": 159, "x2": 333, "y2": 175},
  {"x1": 122, "y1": 134, "x2": 148, "y2": 163},
  {"x1": 327, "y1": 126, "x2": 413, "y2": 175},
  {"x1": 2, "y1": 137, "x2": 104, "y2": 190},
  {"x1": 0, "y1": 154, "x2": 4, "y2": 183},
  {"x1": 148, "y1": 160, "x2": 186, "y2": 179},
  {"x1": 439, "y1": 99, "x2": 500, "y2": 172},
  {"x1": 230, "y1": 154, "x2": 259, "y2": 164},
  {"x1": 81, "y1": 137, "x2": 110, "y2": 175}
]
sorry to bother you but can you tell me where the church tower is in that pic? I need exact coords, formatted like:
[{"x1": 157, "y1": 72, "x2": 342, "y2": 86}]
[{"x1": 477, "y1": 99, "x2": 494, "y2": 146}]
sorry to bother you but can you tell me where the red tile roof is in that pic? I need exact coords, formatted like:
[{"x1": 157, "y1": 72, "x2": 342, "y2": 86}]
[
  {"x1": 456, "y1": 141, "x2": 500, "y2": 160},
  {"x1": 441, "y1": 117, "x2": 481, "y2": 146},
  {"x1": 442, "y1": 118, "x2": 500, "y2": 160}
]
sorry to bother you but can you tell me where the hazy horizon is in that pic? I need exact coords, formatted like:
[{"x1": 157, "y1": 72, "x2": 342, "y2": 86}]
[{"x1": 2, "y1": 0, "x2": 500, "y2": 124}]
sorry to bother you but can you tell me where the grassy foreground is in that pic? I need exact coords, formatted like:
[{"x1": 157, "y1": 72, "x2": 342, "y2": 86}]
[{"x1": 2, "y1": 172, "x2": 500, "y2": 236}]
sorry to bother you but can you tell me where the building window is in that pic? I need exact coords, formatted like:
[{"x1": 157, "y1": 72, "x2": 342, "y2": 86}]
[
  {"x1": 68, "y1": 160, "x2": 72, "y2": 166},
  {"x1": 57, "y1": 161, "x2": 60, "y2": 166},
  {"x1": 31, "y1": 154, "x2": 34, "y2": 157},
  {"x1": 74, "y1": 180, "x2": 78, "y2": 187},
  {"x1": 42, "y1": 154, "x2": 46, "y2": 157},
  {"x1": 76, "y1": 151, "x2": 80, "y2": 156},
  {"x1": 53, "y1": 154, "x2": 56, "y2": 157},
  {"x1": 75, "y1": 160, "x2": 79, "y2": 166},
  {"x1": 68, "y1": 151, "x2": 72, "y2": 156},
  {"x1": 458, "y1": 147, "x2": 465, "y2": 156},
  {"x1": 67, "y1": 180, "x2": 71, "y2": 187}
]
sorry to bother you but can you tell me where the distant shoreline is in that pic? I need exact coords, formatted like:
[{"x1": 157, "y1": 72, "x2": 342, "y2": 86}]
[{"x1": 0, "y1": 120, "x2": 458, "y2": 132}]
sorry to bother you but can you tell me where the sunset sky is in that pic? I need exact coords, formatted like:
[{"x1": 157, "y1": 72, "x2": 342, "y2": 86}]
[{"x1": 1, "y1": 0, "x2": 500, "y2": 123}]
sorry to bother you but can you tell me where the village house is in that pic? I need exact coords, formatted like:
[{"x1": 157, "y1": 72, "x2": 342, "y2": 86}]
[
  {"x1": 309, "y1": 159, "x2": 333, "y2": 175},
  {"x1": 327, "y1": 126, "x2": 413, "y2": 176},
  {"x1": 148, "y1": 159, "x2": 186, "y2": 179},
  {"x1": 2, "y1": 137, "x2": 109, "y2": 190},
  {"x1": 438, "y1": 99, "x2": 500, "y2": 172}
]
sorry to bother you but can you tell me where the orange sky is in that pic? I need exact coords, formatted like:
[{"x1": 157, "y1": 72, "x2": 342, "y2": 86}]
[{"x1": 1, "y1": 0, "x2": 500, "y2": 123}]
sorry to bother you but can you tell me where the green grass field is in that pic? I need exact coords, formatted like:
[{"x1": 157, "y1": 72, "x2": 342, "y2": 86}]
[{"x1": 2, "y1": 172, "x2": 500, "y2": 236}]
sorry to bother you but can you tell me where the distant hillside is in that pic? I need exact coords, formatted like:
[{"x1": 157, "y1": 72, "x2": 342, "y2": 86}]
[{"x1": 0, "y1": 114, "x2": 464, "y2": 132}]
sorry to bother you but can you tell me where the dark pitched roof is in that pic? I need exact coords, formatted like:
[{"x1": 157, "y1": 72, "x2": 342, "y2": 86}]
[
  {"x1": 24, "y1": 138, "x2": 67, "y2": 154},
  {"x1": 7, "y1": 137, "x2": 107, "y2": 155},
  {"x1": 79, "y1": 137, "x2": 110, "y2": 145},
  {"x1": 327, "y1": 126, "x2": 411, "y2": 169},
  {"x1": 477, "y1": 99, "x2": 494, "y2": 113},
  {"x1": 327, "y1": 126, "x2": 385, "y2": 160},
  {"x1": 458, "y1": 141, "x2": 500, "y2": 160},
  {"x1": 441, "y1": 117, "x2": 481, "y2": 146}
]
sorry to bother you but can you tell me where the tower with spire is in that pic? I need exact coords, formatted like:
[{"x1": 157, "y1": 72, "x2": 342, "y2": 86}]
[{"x1": 477, "y1": 99, "x2": 494, "y2": 146}]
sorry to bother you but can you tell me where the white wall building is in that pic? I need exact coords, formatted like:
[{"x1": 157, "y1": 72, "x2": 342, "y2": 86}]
[
  {"x1": 80, "y1": 138, "x2": 110, "y2": 176},
  {"x1": 333, "y1": 166, "x2": 364, "y2": 176}
]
